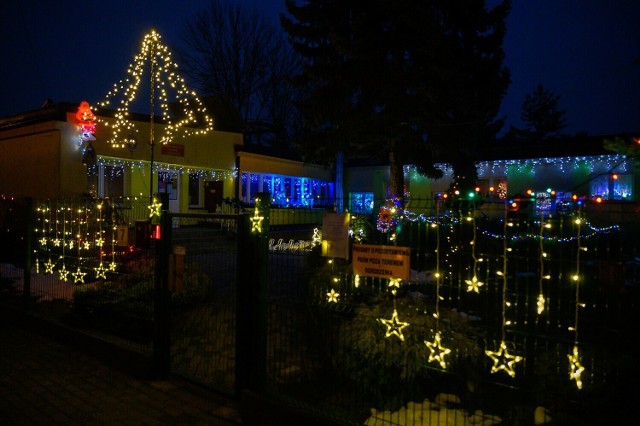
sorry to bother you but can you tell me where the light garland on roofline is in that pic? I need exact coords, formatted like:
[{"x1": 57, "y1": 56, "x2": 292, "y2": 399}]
[
  {"x1": 93, "y1": 156, "x2": 236, "y2": 180},
  {"x1": 404, "y1": 154, "x2": 628, "y2": 178}
]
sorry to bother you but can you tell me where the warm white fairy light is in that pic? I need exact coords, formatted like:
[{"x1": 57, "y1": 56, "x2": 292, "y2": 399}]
[
  {"x1": 148, "y1": 197, "x2": 162, "y2": 218},
  {"x1": 568, "y1": 212, "x2": 586, "y2": 389},
  {"x1": 485, "y1": 203, "x2": 522, "y2": 377},
  {"x1": 96, "y1": 30, "x2": 213, "y2": 148},
  {"x1": 465, "y1": 213, "x2": 484, "y2": 293},
  {"x1": 72, "y1": 267, "x2": 86, "y2": 284},
  {"x1": 537, "y1": 216, "x2": 550, "y2": 315}
]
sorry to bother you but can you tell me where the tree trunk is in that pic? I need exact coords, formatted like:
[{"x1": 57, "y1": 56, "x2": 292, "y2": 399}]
[{"x1": 389, "y1": 150, "x2": 404, "y2": 202}]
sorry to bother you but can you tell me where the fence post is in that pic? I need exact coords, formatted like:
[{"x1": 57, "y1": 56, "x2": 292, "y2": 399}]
[
  {"x1": 153, "y1": 211, "x2": 172, "y2": 377},
  {"x1": 23, "y1": 197, "x2": 33, "y2": 310},
  {"x1": 236, "y1": 194, "x2": 270, "y2": 394}
]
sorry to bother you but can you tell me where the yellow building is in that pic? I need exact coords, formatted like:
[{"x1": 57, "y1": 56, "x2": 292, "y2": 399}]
[{"x1": 0, "y1": 102, "x2": 241, "y2": 214}]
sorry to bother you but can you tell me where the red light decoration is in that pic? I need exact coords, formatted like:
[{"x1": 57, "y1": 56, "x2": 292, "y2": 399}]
[
  {"x1": 595, "y1": 196, "x2": 603, "y2": 204},
  {"x1": 76, "y1": 101, "x2": 96, "y2": 140},
  {"x1": 612, "y1": 174, "x2": 619, "y2": 180}
]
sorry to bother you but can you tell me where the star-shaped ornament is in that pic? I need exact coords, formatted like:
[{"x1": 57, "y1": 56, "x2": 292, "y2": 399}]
[
  {"x1": 567, "y1": 345, "x2": 585, "y2": 389},
  {"x1": 94, "y1": 262, "x2": 108, "y2": 279},
  {"x1": 486, "y1": 340, "x2": 523, "y2": 378},
  {"x1": 388, "y1": 278, "x2": 401, "y2": 295},
  {"x1": 465, "y1": 275, "x2": 484, "y2": 293},
  {"x1": 148, "y1": 199, "x2": 162, "y2": 218},
  {"x1": 68, "y1": 240, "x2": 74, "y2": 250},
  {"x1": 425, "y1": 331, "x2": 452, "y2": 369},
  {"x1": 44, "y1": 258, "x2": 55, "y2": 274},
  {"x1": 39, "y1": 237, "x2": 48, "y2": 247},
  {"x1": 72, "y1": 267, "x2": 86, "y2": 284},
  {"x1": 83, "y1": 241, "x2": 91, "y2": 250},
  {"x1": 379, "y1": 309, "x2": 410, "y2": 341},
  {"x1": 58, "y1": 264, "x2": 69, "y2": 282},
  {"x1": 536, "y1": 294, "x2": 545, "y2": 315},
  {"x1": 250, "y1": 207, "x2": 264, "y2": 234},
  {"x1": 52, "y1": 238, "x2": 61, "y2": 247},
  {"x1": 327, "y1": 288, "x2": 339, "y2": 303},
  {"x1": 109, "y1": 261, "x2": 118, "y2": 272},
  {"x1": 95, "y1": 237, "x2": 105, "y2": 248}
]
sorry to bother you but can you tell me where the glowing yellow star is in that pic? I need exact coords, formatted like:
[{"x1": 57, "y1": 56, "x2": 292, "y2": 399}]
[
  {"x1": 354, "y1": 274, "x2": 360, "y2": 288},
  {"x1": 486, "y1": 340, "x2": 523, "y2": 378},
  {"x1": 94, "y1": 262, "x2": 108, "y2": 279},
  {"x1": 250, "y1": 207, "x2": 264, "y2": 234},
  {"x1": 567, "y1": 345, "x2": 585, "y2": 389},
  {"x1": 465, "y1": 276, "x2": 484, "y2": 293},
  {"x1": 83, "y1": 241, "x2": 91, "y2": 250},
  {"x1": 58, "y1": 264, "x2": 69, "y2": 282},
  {"x1": 44, "y1": 259, "x2": 55, "y2": 274},
  {"x1": 53, "y1": 238, "x2": 61, "y2": 247},
  {"x1": 536, "y1": 293, "x2": 545, "y2": 315},
  {"x1": 95, "y1": 237, "x2": 105, "y2": 248},
  {"x1": 388, "y1": 278, "x2": 401, "y2": 295},
  {"x1": 39, "y1": 237, "x2": 48, "y2": 246},
  {"x1": 379, "y1": 309, "x2": 409, "y2": 341},
  {"x1": 425, "y1": 331, "x2": 452, "y2": 369},
  {"x1": 68, "y1": 240, "x2": 74, "y2": 250},
  {"x1": 72, "y1": 267, "x2": 86, "y2": 284},
  {"x1": 148, "y1": 198, "x2": 162, "y2": 218},
  {"x1": 109, "y1": 261, "x2": 117, "y2": 272},
  {"x1": 327, "y1": 288, "x2": 339, "y2": 303}
]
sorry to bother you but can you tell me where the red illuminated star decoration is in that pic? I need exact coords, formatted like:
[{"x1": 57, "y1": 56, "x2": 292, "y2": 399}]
[
  {"x1": 425, "y1": 331, "x2": 451, "y2": 369},
  {"x1": 379, "y1": 309, "x2": 410, "y2": 341},
  {"x1": 567, "y1": 345, "x2": 585, "y2": 390},
  {"x1": 485, "y1": 340, "x2": 523, "y2": 378}
]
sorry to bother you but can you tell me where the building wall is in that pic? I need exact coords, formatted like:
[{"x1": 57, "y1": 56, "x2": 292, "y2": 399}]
[{"x1": 0, "y1": 122, "x2": 63, "y2": 198}]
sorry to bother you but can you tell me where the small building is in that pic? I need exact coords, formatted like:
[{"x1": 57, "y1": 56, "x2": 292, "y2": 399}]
[{"x1": 0, "y1": 102, "x2": 241, "y2": 214}]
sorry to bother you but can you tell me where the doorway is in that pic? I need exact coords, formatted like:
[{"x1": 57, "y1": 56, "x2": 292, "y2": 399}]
[{"x1": 204, "y1": 180, "x2": 224, "y2": 213}]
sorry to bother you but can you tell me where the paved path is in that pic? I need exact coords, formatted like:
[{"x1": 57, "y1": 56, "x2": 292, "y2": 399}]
[{"x1": 0, "y1": 316, "x2": 242, "y2": 425}]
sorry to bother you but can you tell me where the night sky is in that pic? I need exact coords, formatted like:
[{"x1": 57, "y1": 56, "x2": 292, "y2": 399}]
[{"x1": 1, "y1": 0, "x2": 639, "y2": 136}]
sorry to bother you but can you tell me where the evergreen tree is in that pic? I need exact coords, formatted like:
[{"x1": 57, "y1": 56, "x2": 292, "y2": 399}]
[
  {"x1": 519, "y1": 84, "x2": 567, "y2": 140},
  {"x1": 281, "y1": 0, "x2": 511, "y2": 199}
]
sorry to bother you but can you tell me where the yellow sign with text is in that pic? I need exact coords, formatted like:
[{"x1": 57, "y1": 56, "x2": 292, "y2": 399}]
[{"x1": 352, "y1": 244, "x2": 411, "y2": 280}]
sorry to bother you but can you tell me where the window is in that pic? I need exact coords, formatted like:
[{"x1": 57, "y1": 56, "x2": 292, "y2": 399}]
[
  {"x1": 158, "y1": 172, "x2": 178, "y2": 200},
  {"x1": 590, "y1": 173, "x2": 633, "y2": 200},
  {"x1": 188, "y1": 173, "x2": 200, "y2": 206},
  {"x1": 100, "y1": 165, "x2": 125, "y2": 198},
  {"x1": 349, "y1": 192, "x2": 374, "y2": 214}
]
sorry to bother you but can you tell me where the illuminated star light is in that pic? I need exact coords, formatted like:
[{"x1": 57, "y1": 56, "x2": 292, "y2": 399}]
[
  {"x1": 485, "y1": 340, "x2": 523, "y2": 378},
  {"x1": 354, "y1": 274, "x2": 360, "y2": 288},
  {"x1": 425, "y1": 331, "x2": 452, "y2": 369},
  {"x1": 72, "y1": 267, "x2": 87, "y2": 284},
  {"x1": 379, "y1": 309, "x2": 410, "y2": 341},
  {"x1": 58, "y1": 264, "x2": 69, "y2": 282},
  {"x1": 250, "y1": 207, "x2": 264, "y2": 234},
  {"x1": 388, "y1": 278, "x2": 401, "y2": 295},
  {"x1": 536, "y1": 294, "x2": 546, "y2": 315},
  {"x1": 83, "y1": 241, "x2": 91, "y2": 250},
  {"x1": 327, "y1": 288, "x2": 340, "y2": 303},
  {"x1": 52, "y1": 238, "x2": 61, "y2": 247},
  {"x1": 44, "y1": 259, "x2": 55, "y2": 274},
  {"x1": 39, "y1": 237, "x2": 48, "y2": 247},
  {"x1": 109, "y1": 261, "x2": 118, "y2": 272},
  {"x1": 94, "y1": 262, "x2": 108, "y2": 279},
  {"x1": 148, "y1": 199, "x2": 162, "y2": 218},
  {"x1": 95, "y1": 237, "x2": 105, "y2": 248},
  {"x1": 464, "y1": 275, "x2": 484, "y2": 293},
  {"x1": 568, "y1": 345, "x2": 585, "y2": 390}
]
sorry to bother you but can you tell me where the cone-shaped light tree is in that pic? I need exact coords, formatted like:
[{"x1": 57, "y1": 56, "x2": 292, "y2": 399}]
[{"x1": 96, "y1": 30, "x2": 214, "y2": 205}]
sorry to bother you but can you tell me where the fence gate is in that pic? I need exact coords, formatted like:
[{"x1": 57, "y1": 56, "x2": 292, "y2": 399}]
[{"x1": 159, "y1": 212, "x2": 247, "y2": 395}]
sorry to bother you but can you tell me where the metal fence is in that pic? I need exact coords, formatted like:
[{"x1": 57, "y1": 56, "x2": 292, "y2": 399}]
[
  {"x1": 2, "y1": 195, "x2": 639, "y2": 425},
  {"x1": 257, "y1": 198, "x2": 640, "y2": 425}
]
